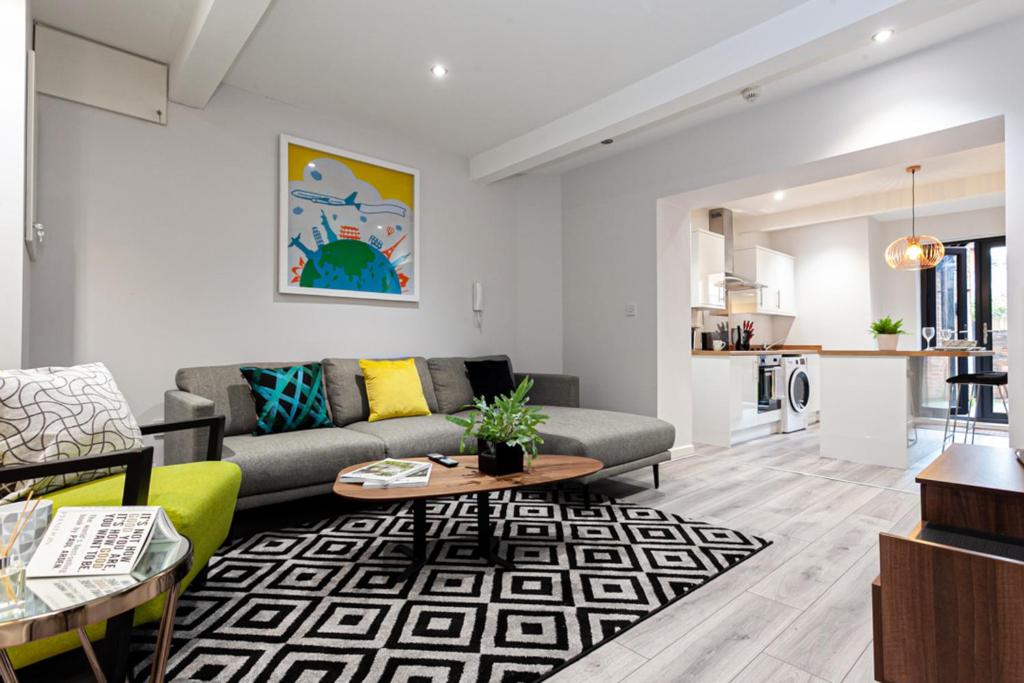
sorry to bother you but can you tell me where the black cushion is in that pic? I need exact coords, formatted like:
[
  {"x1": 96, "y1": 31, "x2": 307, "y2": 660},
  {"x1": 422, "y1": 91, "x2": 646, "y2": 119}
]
[{"x1": 464, "y1": 359, "x2": 516, "y2": 404}]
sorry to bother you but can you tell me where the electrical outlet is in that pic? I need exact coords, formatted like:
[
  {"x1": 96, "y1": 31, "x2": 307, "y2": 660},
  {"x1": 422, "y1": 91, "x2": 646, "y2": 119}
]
[{"x1": 625, "y1": 303, "x2": 638, "y2": 317}]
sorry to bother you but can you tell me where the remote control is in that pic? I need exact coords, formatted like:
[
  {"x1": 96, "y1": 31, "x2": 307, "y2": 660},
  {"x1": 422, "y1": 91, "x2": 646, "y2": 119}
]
[{"x1": 427, "y1": 453, "x2": 458, "y2": 468}]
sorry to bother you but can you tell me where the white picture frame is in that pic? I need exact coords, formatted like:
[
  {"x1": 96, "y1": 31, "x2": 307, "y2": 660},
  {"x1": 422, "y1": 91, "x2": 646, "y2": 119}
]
[{"x1": 278, "y1": 134, "x2": 420, "y2": 302}]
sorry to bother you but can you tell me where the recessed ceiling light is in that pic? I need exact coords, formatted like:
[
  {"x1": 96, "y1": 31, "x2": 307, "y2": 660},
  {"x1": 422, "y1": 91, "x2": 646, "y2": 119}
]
[
  {"x1": 872, "y1": 28, "x2": 895, "y2": 43},
  {"x1": 773, "y1": 190, "x2": 786, "y2": 201},
  {"x1": 430, "y1": 64, "x2": 448, "y2": 78}
]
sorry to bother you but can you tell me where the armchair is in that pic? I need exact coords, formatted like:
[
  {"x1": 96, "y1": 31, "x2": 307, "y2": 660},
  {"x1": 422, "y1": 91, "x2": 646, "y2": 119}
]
[{"x1": 0, "y1": 415, "x2": 240, "y2": 679}]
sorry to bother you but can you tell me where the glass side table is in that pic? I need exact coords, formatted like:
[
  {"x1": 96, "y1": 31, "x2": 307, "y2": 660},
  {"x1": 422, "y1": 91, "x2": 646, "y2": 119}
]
[{"x1": 0, "y1": 533, "x2": 192, "y2": 683}]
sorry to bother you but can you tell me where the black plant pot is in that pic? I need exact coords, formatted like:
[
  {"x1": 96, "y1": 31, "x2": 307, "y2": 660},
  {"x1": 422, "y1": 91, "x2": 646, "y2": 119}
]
[{"x1": 478, "y1": 441, "x2": 524, "y2": 476}]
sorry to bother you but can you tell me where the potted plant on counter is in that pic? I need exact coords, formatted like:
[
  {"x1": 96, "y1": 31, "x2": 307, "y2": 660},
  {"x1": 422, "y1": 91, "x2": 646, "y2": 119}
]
[
  {"x1": 447, "y1": 377, "x2": 548, "y2": 475},
  {"x1": 870, "y1": 316, "x2": 906, "y2": 351}
]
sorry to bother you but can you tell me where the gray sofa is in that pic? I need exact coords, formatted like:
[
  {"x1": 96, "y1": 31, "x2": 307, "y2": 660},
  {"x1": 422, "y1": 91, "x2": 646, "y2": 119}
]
[{"x1": 165, "y1": 355, "x2": 674, "y2": 510}]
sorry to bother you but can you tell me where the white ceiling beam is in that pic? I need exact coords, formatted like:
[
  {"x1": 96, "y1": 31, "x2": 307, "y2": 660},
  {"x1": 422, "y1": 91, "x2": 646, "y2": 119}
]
[
  {"x1": 469, "y1": 0, "x2": 979, "y2": 183},
  {"x1": 169, "y1": 0, "x2": 273, "y2": 109},
  {"x1": 734, "y1": 172, "x2": 1005, "y2": 231}
]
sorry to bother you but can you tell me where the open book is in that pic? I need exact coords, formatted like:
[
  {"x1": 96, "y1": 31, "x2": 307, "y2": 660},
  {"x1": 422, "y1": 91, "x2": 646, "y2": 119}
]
[{"x1": 26, "y1": 506, "x2": 175, "y2": 579}]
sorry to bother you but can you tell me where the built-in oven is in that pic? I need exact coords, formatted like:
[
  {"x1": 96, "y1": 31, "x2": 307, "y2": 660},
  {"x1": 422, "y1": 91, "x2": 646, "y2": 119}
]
[{"x1": 757, "y1": 355, "x2": 782, "y2": 413}]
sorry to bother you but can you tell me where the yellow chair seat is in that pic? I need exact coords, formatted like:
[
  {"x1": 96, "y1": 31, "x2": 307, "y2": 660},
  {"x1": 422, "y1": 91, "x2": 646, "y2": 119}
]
[{"x1": 10, "y1": 460, "x2": 241, "y2": 670}]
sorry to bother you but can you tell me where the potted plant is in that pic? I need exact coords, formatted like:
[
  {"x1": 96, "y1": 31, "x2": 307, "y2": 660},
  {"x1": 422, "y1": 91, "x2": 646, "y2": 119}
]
[
  {"x1": 870, "y1": 316, "x2": 906, "y2": 351},
  {"x1": 446, "y1": 377, "x2": 548, "y2": 475}
]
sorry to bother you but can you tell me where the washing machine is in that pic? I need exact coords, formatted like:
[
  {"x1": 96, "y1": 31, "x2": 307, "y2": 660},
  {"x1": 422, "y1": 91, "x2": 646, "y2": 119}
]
[{"x1": 782, "y1": 355, "x2": 810, "y2": 433}]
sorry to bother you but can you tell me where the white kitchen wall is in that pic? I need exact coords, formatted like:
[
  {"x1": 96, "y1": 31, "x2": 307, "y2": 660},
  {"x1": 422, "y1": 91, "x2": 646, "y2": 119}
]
[
  {"x1": 29, "y1": 85, "x2": 563, "y2": 423},
  {"x1": 0, "y1": 0, "x2": 29, "y2": 369},
  {"x1": 769, "y1": 218, "x2": 875, "y2": 349},
  {"x1": 562, "y1": 15, "x2": 1024, "y2": 446}
]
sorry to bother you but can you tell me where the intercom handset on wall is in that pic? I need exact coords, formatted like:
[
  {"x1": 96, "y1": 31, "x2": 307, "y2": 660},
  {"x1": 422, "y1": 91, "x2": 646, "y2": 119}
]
[
  {"x1": 472, "y1": 282, "x2": 484, "y2": 312},
  {"x1": 472, "y1": 282, "x2": 484, "y2": 329}
]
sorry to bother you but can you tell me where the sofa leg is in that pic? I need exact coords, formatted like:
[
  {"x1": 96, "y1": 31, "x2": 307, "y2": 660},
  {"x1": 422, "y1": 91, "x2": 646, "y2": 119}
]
[
  {"x1": 653, "y1": 464, "x2": 660, "y2": 489},
  {"x1": 582, "y1": 484, "x2": 591, "y2": 508}
]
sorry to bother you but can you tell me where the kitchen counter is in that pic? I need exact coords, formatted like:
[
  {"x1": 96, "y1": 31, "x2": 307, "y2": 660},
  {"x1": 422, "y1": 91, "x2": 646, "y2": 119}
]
[
  {"x1": 819, "y1": 349, "x2": 993, "y2": 357},
  {"x1": 692, "y1": 346, "x2": 822, "y2": 356},
  {"x1": 819, "y1": 350, "x2": 993, "y2": 469}
]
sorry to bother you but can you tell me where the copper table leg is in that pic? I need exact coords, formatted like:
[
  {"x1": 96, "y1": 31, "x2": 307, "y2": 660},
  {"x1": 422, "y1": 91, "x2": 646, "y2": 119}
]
[
  {"x1": 76, "y1": 628, "x2": 107, "y2": 683},
  {"x1": 0, "y1": 651, "x2": 16, "y2": 683},
  {"x1": 149, "y1": 584, "x2": 181, "y2": 683}
]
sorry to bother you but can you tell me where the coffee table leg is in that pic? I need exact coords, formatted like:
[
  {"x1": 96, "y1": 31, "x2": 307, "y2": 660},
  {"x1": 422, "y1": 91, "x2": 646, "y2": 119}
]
[
  {"x1": 476, "y1": 491, "x2": 491, "y2": 557},
  {"x1": 397, "y1": 498, "x2": 428, "y2": 580},
  {"x1": 476, "y1": 491, "x2": 515, "y2": 570}
]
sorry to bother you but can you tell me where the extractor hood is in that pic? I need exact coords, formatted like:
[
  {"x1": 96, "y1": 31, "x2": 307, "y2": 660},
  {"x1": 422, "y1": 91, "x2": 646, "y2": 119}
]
[{"x1": 708, "y1": 208, "x2": 765, "y2": 292}]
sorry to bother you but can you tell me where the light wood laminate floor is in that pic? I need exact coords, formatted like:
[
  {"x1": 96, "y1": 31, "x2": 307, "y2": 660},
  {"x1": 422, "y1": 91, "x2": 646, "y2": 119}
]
[{"x1": 553, "y1": 425, "x2": 1009, "y2": 683}]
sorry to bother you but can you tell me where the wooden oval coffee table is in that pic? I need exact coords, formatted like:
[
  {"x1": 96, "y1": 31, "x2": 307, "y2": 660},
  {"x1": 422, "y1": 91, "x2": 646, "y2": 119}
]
[{"x1": 334, "y1": 455, "x2": 602, "y2": 573}]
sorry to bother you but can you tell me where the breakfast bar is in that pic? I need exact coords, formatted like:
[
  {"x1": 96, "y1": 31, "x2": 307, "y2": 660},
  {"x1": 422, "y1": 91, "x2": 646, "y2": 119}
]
[{"x1": 818, "y1": 349, "x2": 994, "y2": 468}]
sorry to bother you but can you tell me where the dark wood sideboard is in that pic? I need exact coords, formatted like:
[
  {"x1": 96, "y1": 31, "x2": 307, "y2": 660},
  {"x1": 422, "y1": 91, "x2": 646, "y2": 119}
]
[{"x1": 872, "y1": 444, "x2": 1024, "y2": 682}]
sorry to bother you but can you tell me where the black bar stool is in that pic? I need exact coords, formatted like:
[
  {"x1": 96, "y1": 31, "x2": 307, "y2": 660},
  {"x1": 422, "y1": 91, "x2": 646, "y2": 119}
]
[{"x1": 943, "y1": 372, "x2": 1008, "y2": 445}]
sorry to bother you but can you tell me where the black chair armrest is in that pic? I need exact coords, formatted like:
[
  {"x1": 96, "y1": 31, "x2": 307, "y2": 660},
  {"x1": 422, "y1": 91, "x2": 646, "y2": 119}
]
[
  {"x1": 139, "y1": 415, "x2": 225, "y2": 462},
  {"x1": 0, "y1": 447, "x2": 154, "y2": 505}
]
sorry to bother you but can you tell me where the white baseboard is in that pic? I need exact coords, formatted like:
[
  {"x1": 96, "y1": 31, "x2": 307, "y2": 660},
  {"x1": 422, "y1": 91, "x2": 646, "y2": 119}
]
[{"x1": 670, "y1": 444, "x2": 696, "y2": 460}]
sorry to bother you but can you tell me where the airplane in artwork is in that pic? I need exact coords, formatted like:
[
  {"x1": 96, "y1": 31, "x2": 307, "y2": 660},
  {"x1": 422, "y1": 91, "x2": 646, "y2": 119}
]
[
  {"x1": 290, "y1": 189, "x2": 407, "y2": 218},
  {"x1": 291, "y1": 189, "x2": 359, "y2": 207}
]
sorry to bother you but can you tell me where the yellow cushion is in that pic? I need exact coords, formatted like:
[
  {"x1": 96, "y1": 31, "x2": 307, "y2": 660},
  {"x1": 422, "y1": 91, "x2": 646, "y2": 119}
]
[{"x1": 359, "y1": 358, "x2": 431, "y2": 422}]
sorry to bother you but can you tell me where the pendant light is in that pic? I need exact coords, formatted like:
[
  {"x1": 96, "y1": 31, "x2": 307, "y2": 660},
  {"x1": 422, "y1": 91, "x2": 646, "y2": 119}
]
[{"x1": 885, "y1": 165, "x2": 945, "y2": 270}]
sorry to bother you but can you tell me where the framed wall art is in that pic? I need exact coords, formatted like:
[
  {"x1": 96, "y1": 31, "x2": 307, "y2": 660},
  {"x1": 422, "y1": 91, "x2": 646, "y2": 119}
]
[{"x1": 279, "y1": 134, "x2": 419, "y2": 301}]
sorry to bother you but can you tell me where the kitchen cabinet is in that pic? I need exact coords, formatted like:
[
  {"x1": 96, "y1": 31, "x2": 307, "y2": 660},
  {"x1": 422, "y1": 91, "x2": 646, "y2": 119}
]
[
  {"x1": 690, "y1": 229, "x2": 726, "y2": 310},
  {"x1": 731, "y1": 246, "x2": 796, "y2": 317},
  {"x1": 692, "y1": 355, "x2": 782, "y2": 446}
]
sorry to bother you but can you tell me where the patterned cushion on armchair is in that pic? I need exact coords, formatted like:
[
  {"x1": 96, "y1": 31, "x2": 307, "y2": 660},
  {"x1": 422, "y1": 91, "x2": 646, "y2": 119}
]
[{"x1": 0, "y1": 363, "x2": 141, "y2": 501}]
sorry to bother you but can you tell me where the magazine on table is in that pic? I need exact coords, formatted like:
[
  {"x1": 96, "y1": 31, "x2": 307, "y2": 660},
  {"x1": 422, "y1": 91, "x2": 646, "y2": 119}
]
[
  {"x1": 362, "y1": 463, "x2": 432, "y2": 488},
  {"x1": 338, "y1": 458, "x2": 430, "y2": 485},
  {"x1": 26, "y1": 506, "x2": 174, "y2": 579}
]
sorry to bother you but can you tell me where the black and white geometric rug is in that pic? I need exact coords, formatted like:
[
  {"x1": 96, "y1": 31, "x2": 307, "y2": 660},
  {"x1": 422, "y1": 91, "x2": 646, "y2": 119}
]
[{"x1": 130, "y1": 489, "x2": 770, "y2": 682}]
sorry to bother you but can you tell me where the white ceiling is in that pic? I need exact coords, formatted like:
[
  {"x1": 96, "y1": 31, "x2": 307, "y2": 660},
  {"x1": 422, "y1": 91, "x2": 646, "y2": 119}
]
[
  {"x1": 727, "y1": 143, "x2": 1005, "y2": 215},
  {"x1": 222, "y1": 0, "x2": 805, "y2": 156},
  {"x1": 33, "y1": 0, "x2": 199, "y2": 63},
  {"x1": 30, "y1": 0, "x2": 1024, "y2": 180}
]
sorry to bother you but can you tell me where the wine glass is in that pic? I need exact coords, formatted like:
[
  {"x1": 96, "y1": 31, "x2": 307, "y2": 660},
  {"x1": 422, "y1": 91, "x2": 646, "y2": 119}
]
[
  {"x1": 940, "y1": 329, "x2": 954, "y2": 347},
  {"x1": 922, "y1": 326, "x2": 935, "y2": 350}
]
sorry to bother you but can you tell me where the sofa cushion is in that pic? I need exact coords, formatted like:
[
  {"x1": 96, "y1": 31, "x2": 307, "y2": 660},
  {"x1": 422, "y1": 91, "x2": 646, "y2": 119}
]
[
  {"x1": 533, "y1": 406, "x2": 675, "y2": 468},
  {"x1": 427, "y1": 355, "x2": 513, "y2": 414},
  {"x1": 322, "y1": 358, "x2": 438, "y2": 427},
  {"x1": 465, "y1": 359, "x2": 516, "y2": 404},
  {"x1": 240, "y1": 363, "x2": 333, "y2": 435},
  {"x1": 346, "y1": 414, "x2": 472, "y2": 458},
  {"x1": 223, "y1": 428, "x2": 385, "y2": 497},
  {"x1": 177, "y1": 362, "x2": 310, "y2": 436}
]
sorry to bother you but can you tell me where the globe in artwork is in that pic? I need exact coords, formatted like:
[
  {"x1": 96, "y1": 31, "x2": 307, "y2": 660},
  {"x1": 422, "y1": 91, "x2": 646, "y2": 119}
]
[{"x1": 299, "y1": 238, "x2": 401, "y2": 294}]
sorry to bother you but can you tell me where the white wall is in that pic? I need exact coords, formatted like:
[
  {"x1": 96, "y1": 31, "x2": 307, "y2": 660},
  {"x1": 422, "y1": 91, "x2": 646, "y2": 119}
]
[
  {"x1": 769, "y1": 218, "x2": 875, "y2": 349},
  {"x1": 0, "y1": 0, "x2": 28, "y2": 369},
  {"x1": 30, "y1": 85, "x2": 562, "y2": 423},
  {"x1": 562, "y1": 16, "x2": 1024, "y2": 446},
  {"x1": 513, "y1": 174, "x2": 563, "y2": 373}
]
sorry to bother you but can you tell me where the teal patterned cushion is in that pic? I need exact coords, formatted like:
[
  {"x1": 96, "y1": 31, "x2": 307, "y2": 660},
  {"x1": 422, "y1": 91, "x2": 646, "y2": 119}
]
[{"x1": 239, "y1": 364, "x2": 332, "y2": 435}]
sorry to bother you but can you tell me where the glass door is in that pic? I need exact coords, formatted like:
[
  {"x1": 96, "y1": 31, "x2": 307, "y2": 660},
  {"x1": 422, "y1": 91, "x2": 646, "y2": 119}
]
[
  {"x1": 976, "y1": 238, "x2": 1008, "y2": 421},
  {"x1": 920, "y1": 237, "x2": 1007, "y2": 423}
]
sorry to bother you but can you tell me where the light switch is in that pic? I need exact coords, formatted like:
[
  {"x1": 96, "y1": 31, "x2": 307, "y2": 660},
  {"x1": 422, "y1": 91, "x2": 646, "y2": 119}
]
[{"x1": 625, "y1": 303, "x2": 638, "y2": 317}]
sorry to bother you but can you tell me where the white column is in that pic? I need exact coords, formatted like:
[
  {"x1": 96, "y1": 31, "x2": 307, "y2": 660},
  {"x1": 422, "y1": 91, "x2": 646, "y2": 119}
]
[{"x1": 0, "y1": 0, "x2": 28, "y2": 369}]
